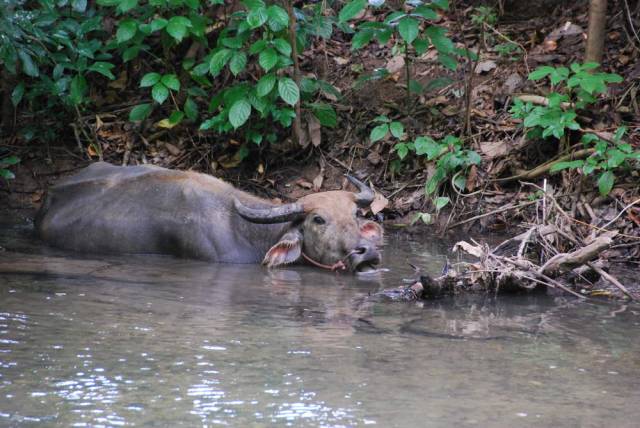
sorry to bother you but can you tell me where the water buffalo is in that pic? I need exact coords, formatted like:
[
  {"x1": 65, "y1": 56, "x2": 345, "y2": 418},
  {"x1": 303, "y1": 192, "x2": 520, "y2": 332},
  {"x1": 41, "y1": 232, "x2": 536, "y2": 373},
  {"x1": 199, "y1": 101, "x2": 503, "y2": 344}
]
[{"x1": 35, "y1": 162, "x2": 383, "y2": 272}]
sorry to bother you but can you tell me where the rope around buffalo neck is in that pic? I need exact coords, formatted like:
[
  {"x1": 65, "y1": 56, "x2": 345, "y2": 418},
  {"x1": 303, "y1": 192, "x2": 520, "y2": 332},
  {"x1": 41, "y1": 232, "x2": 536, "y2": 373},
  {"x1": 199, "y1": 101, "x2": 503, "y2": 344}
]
[{"x1": 301, "y1": 249, "x2": 361, "y2": 272}]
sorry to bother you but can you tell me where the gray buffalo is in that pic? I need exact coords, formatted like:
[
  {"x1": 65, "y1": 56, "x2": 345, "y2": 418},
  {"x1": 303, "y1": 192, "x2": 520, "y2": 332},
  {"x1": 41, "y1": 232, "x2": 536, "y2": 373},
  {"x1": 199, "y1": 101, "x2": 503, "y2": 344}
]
[{"x1": 35, "y1": 162, "x2": 383, "y2": 272}]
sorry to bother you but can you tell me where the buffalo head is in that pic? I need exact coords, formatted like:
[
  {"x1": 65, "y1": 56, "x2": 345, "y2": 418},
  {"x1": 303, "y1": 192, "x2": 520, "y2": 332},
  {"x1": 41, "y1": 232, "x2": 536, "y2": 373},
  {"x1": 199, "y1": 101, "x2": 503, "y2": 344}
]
[{"x1": 234, "y1": 176, "x2": 383, "y2": 272}]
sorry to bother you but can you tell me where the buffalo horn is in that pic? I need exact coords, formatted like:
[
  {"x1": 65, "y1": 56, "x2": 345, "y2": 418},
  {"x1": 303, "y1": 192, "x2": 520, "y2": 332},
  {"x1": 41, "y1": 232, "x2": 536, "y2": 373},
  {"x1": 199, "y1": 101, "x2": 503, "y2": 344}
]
[
  {"x1": 234, "y1": 198, "x2": 305, "y2": 224},
  {"x1": 346, "y1": 175, "x2": 375, "y2": 208}
]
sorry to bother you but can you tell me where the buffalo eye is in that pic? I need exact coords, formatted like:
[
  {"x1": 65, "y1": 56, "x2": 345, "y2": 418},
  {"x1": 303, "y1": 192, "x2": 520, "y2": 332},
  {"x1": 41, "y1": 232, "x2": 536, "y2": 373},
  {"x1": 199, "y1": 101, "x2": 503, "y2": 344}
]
[{"x1": 312, "y1": 215, "x2": 326, "y2": 225}]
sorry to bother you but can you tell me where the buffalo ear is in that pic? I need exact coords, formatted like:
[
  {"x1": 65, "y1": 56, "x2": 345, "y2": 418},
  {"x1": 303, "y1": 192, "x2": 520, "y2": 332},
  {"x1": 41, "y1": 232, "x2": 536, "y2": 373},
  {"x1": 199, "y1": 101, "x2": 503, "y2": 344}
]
[
  {"x1": 359, "y1": 220, "x2": 383, "y2": 243},
  {"x1": 263, "y1": 230, "x2": 302, "y2": 267}
]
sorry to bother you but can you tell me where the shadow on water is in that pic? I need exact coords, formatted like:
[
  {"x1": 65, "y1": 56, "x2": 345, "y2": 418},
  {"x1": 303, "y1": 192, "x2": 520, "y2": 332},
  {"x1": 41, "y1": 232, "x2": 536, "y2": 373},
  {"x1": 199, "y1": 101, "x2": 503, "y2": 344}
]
[{"x1": 1, "y1": 218, "x2": 640, "y2": 427}]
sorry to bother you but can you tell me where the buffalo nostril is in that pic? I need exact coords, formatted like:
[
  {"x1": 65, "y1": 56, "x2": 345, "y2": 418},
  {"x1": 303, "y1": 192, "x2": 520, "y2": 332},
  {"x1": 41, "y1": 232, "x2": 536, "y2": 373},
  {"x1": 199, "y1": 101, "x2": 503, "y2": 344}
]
[{"x1": 354, "y1": 246, "x2": 367, "y2": 255}]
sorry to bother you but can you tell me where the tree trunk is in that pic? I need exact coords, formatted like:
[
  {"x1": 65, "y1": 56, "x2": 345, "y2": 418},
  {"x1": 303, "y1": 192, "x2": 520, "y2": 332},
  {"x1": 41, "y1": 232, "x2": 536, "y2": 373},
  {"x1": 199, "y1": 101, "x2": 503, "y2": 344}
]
[{"x1": 585, "y1": 0, "x2": 607, "y2": 64}]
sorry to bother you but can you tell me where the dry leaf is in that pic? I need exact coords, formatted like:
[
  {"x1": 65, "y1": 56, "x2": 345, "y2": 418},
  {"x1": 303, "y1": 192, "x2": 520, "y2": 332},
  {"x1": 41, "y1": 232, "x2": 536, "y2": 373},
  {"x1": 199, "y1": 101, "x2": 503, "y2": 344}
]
[
  {"x1": 386, "y1": 55, "x2": 405, "y2": 74},
  {"x1": 155, "y1": 119, "x2": 178, "y2": 129},
  {"x1": 441, "y1": 105, "x2": 458, "y2": 116},
  {"x1": 370, "y1": 191, "x2": 389, "y2": 215},
  {"x1": 165, "y1": 142, "x2": 181, "y2": 156},
  {"x1": 474, "y1": 60, "x2": 497, "y2": 74},
  {"x1": 95, "y1": 115, "x2": 104, "y2": 131},
  {"x1": 479, "y1": 141, "x2": 509, "y2": 159},
  {"x1": 367, "y1": 151, "x2": 381, "y2": 165},
  {"x1": 312, "y1": 171, "x2": 324, "y2": 192},
  {"x1": 87, "y1": 144, "x2": 99, "y2": 157},
  {"x1": 334, "y1": 57, "x2": 349, "y2": 65},
  {"x1": 296, "y1": 179, "x2": 313, "y2": 189},
  {"x1": 307, "y1": 115, "x2": 321, "y2": 147},
  {"x1": 466, "y1": 165, "x2": 478, "y2": 192},
  {"x1": 108, "y1": 70, "x2": 128, "y2": 90},
  {"x1": 502, "y1": 73, "x2": 523, "y2": 94},
  {"x1": 453, "y1": 241, "x2": 484, "y2": 258}
]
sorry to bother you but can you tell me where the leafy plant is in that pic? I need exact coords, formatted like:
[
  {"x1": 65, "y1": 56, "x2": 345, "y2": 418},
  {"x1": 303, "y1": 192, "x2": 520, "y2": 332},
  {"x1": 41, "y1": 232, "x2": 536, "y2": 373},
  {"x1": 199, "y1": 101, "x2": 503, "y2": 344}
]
[
  {"x1": 550, "y1": 128, "x2": 640, "y2": 196},
  {"x1": 1, "y1": 0, "x2": 113, "y2": 113},
  {"x1": 395, "y1": 135, "x2": 480, "y2": 203},
  {"x1": 494, "y1": 41, "x2": 522, "y2": 60},
  {"x1": 369, "y1": 115, "x2": 405, "y2": 143},
  {"x1": 510, "y1": 63, "x2": 629, "y2": 195},
  {"x1": 0, "y1": 155, "x2": 20, "y2": 180},
  {"x1": 340, "y1": 0, "x2": 459, "y2": 108}
]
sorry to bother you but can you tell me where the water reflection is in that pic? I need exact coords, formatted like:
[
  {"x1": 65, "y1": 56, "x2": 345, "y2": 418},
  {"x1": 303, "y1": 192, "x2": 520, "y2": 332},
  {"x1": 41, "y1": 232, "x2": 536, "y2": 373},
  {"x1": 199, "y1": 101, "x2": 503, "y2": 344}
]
[{"x1": 0, "y1": 222, "x2": 639, "y2": 427}]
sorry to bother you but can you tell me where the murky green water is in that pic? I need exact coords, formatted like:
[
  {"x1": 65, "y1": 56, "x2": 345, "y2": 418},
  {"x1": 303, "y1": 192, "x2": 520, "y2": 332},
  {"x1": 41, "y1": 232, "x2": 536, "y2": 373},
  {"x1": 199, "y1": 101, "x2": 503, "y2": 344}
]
[{"x1": 1, "y1": 218, "x2": 639, "y2": 427}]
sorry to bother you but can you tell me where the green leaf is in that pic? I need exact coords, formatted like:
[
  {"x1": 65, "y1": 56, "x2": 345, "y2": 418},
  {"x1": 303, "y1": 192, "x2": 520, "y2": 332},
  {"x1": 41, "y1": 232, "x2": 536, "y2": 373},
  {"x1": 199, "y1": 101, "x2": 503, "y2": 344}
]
[
  {"x1": 152, "y1": 83, "x2": 169, "y2": 104},
  {"x1": 116, "y1": 0, "x2": 137, "y2": 12},
  {"x1": 434, "y1": 196, "x2": 450, "y2": 210},
  {"x1": 438, "y1": 53, "x2": 457, "y2": 70},
  {"x1": 339, "y1": 0, "x2": 367, "y2": 23},
  {"x1": 140, "y1": 72, "x2": 161, "y2": 87},
  {"x1": 259, "y1": 48, "x2": 278, "y2": 71},
  {"x1": 150, "y1": 18, "x2": 168, "y2": 32},
  {"x1": 169, "y1": 110, "x2": 185, "y2": 125},
  {"x1": 69, "y1": 75, "x2": 87, "y2": 105},
  {"x1": 351, "y1": 29, "x2": 375, "y2": 50},
  {"x1": 396, "y1": 143, "x2": 409, "y2": 160},
  {"x1": 229, "y1": 99, "x2": 252, "y2": 128},
  {"x1": 273, "y1": 39, "x2": 292, "y2": 56},
  {"x1": 257, "y1": 73, "x2": 276, "y2": 96},
  {"x1": 278, "y1": 77, "x2": 300, "y2": 106},
  {"x1": 229, "y1": 51, "x2": 247, "y2": 76},
  {"x1": 412, "y1": 212, "x2": 432, "y2": 225},
  {"x1": 613, "y1": 126, "x2": 627, "y2": 143},
  {"x1": 247, "y1": 7, "x2": 268, "y2": 28},
  {"x1": 311, "y1": 103, "x2": 337, "y2": 128},
  {"x1": 129, "y1": 103, "x2": 153, "y2": 121},
  {"x1": 0, "y1": 169, "x2": 15, "y2": 180},
  {"x1": 87, "y1": 61, "x2": 115, "y2": 79},
  {"x1": 432, "y1": 0, "x2": 449, "y2": 9},
  {"x1": 209, "y1": 49, "x2": 232, "y2": 75},
  {"x1": 161, "y1": 74, "x2": 180, "y2": 91},
  {"x1": 414, "y1": 136, "x2": 441, "y2": 159},
  {"x1": 72, "y1": 0, "x2": 88, "y2": 12},
  {"x1": 550, "y1": 160, "x2": 584, "y2": 172},
  {"x1": 249, "y1": 40, "x2": 268, "y2": 54},
  {"x1": 597, "y1": 171, "x2": 615, "y2": 196},
  {"x1": 222, "y1": 37, "x2": 243, "y2": 49},
  {"x1": 426, "y1": 26, "x2": 454, "y2": 53},
  {"x1": 166, "y1": 16, "x2": 192, "y2": 42},
  {"x1": 123, "y1": 46, "x2": 141, "y2": 62},
  {"x1": 370, "y1": 124, "x2": 389, "y2": 142},
  {"x1": 398, "y1": 17, "x2": 419, "y2": 44},
  {"x1": 606, "y1": 149, "x2": 626, "y2": 168},
  {"x1": 0, "y1": 156, "x2": 20, "y2": 166},
  {"x1": 248, "y1": 92, "x2": 268, "y2": 114},
  {"x1": 414, "y1": 5, "x2": 438, "y2": 20},
  {"x1": 184, "y1": 98, "x2": 198, "y2": 121},
  {"x1": 413, "y1": 37, "x2": 430, "y2": 55},
  {"x1": 528, "y1": 66, "x2": 554, "y2": 81},
  {"x1": 140, "y1": 73, "x2": 162, "y2": 88},
  {"x1": 11, "y1": 83, "x2": 24, "y2": 107},
  {"x1": 18, "y1": 50, "x2": 39, "y2": 77},
  {"x1": 267, "y1": 5, "x2": 289, "y2": 31},
  {"x1": 389, "y1": 121, "x2": 404, "y2": 138},
  {"x1": 116, "y1": 19, "x2": 137, "y2": 44}
]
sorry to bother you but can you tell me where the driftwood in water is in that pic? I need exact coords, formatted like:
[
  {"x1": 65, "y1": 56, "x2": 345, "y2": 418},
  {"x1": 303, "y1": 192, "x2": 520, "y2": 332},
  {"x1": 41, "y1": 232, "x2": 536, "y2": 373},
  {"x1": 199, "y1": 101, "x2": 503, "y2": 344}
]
[{"x1": 375, "y1": 187, "x2": 638, "y2": 302}]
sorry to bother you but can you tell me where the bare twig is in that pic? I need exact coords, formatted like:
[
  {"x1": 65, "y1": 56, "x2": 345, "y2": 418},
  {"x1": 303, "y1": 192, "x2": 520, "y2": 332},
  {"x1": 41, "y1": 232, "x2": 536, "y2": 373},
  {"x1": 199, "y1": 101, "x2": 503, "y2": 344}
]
[{"x1": 587, "y1": 262, "x2": 637, "y2": 300}]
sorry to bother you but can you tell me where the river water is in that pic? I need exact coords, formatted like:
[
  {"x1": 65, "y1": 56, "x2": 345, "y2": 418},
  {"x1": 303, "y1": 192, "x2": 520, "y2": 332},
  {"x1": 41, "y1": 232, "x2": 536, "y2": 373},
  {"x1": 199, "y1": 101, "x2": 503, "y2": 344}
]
[{"x1": 1, "y1": 218, "x2": 639, "y2": 427}]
